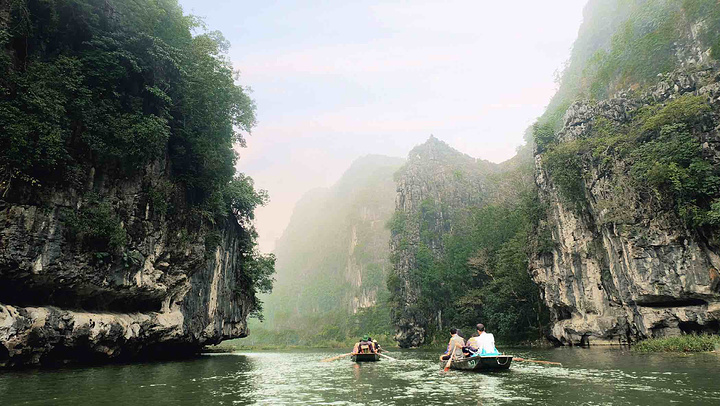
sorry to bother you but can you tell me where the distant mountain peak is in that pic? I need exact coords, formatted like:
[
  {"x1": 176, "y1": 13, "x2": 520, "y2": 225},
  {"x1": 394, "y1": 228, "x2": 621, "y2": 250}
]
[{"x1": 409, "y1": 135, "x2": 474, "y2": 164}]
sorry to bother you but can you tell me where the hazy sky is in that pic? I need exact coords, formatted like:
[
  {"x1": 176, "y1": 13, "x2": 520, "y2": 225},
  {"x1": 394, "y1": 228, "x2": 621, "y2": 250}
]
[{"x1": 177, "y1": 0, "x2": 588, "y2": 252}]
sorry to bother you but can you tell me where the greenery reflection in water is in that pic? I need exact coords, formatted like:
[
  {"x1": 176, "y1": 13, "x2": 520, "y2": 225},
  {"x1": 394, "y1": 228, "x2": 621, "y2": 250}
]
[{"x1": 2, "y1": 348, "x2": 720, "y2": 405}]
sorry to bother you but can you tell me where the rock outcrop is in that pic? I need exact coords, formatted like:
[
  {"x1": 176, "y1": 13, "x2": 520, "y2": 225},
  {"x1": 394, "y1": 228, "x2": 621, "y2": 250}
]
[
  {"x1": 532, "y1": 67, "x2": 720, "y2": 345},
  {"x1": 0, "y1": 0, "x2": 270, "y2": 367},
  {"x1": 0, "y1": 160, "x2": 257, "y2": 367},
  {"x1": 261, "y1": 155, "x2": 403, "y2": 337},
  {"x1": 389, "y1": 137, "x2": 499, "y2": 347}
]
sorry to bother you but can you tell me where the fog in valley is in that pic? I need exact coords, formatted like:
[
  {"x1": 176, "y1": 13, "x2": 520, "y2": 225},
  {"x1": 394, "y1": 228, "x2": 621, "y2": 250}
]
[{"x1": 177, "y1": 0, "x2": 587, "y2": 252}]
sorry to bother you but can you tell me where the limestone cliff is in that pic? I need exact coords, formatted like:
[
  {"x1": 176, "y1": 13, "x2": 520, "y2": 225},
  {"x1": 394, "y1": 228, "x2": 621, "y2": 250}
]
[
  {"x1": 0, "y1": 0, "x2": 270, "y2": 366},
  {"x1": 255, "y1": 155, "x2": 404, "y2": 344},
  {"x1": 532, "y1": 67, "x2": 720, "y2": 345},
  {"x1": 389, "y1": 137, "x2": 500, "y2": 347},
  {"x1": 530, "y1": 0, "x2": 720, "y2": 344},
  {"x1": 0, "y1": 160, "x2": 261, "y2": 366}
]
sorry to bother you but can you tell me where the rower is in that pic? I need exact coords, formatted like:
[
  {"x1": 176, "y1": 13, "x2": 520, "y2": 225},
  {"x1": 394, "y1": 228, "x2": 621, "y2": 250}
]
[{"x1": 440, "y1": 328, "x2": 465, "y2": 361}]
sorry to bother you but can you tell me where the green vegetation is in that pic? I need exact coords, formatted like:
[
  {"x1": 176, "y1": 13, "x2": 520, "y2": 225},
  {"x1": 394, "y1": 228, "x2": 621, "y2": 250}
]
[
  {"x1": 634, "y1": 334, "x2": 720, "y2": 353},
  {"x1": 542, "y1": 94, "x2": 720, "y2": 227},
  {"x1": 585, "y1": 9, "x2": 677, "y2": 100},
  {"x1": 389, "y1": 153, "x2": 549, "y2": 344},
  {"x1": 524, "y1": 0, "x2": 720, "y2": 347},
  {"x1": 533, "y1": 0, "x2": 720, "y2": 150},
  {"x1": 147, "y1": 183, "x2": 170, "y2": 217},
  {"x1": 448, "y1": 192, "x2": 548, "y2": 343},
  {"x1": 386, "y1": 211, "x2": 407, "y2": 235},
  {"x1": 245, "y1": 252, "x2": 276, "y2": 320},
  {"x1": 250, "y1": 156, "x2": 404, "y2": 347},
  {"x1": 630, "y1": 121, "x2": 720, "y2": 227},
  {"x1": 532, "y1": 122, "x2": 557, "y2": 154},
  {"x1": 542, "y1": 141, "x2": 587, "y2": 210},
  {"x1": 0, "y1": 0, "x2": 274, "y2": 311},
  {"x1": 0, "y1": 0, "x2": 257, "y2": 221},
  {"x1": 64, "y1": 196, "x2": 127, "y2": 254}
]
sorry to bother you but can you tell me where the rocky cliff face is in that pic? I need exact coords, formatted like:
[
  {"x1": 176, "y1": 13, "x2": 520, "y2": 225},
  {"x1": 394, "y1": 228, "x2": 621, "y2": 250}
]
[
  {"x1": 389, "y1": 137, "x2": 499, "y2": 347},
  {"x1": 532, "y1": 67, "x2": 720, "y2": 345},
  {"x1": 0, "y1": 160, "x2": 257, "y2": 366},
  {"x1": 259, "y1": 155, "x2": 403, "y2": 340}
]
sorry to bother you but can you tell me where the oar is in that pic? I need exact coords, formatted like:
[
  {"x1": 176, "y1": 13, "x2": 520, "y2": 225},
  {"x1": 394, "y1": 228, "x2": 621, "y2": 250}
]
[
  {"x1": 512, "y1": 357, "x2": 562, "y2": 366},
  {"x1": 443, "y1": 344, "x2": 459, "y2": 372},
  {"x1": 378, "y1": 353, "x2": 398, "y2": 361},
  {"x1": 321, "y1": 352, "x2": 353, "y2": 362}
]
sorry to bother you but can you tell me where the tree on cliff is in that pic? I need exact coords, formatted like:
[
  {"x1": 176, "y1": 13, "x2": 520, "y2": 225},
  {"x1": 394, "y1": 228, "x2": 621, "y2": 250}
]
[
  {"x1": 387, "y1": 138, "x2": 548, "y2": 345},
  {"x1": 0, "y1": 0, "x2": 273, "y2": 310},
  {"x1": 1, "y1": 0, "x2": 254, "y2": 210},
  {"x1": 528, "y1": 0, "x2": 720, "y2": 344}
]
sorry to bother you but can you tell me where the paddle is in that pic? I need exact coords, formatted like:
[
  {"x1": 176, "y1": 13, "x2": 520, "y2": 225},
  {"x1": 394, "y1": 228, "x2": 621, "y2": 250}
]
[
  {"x1": 443, "y1": 344, "x2": 459, "y2": 372},
  {"x1": 321, "y1": 352, "x2": 353, "y2": 362},
  {"x1": 512, "y1": 357, "x2": 562, "y2": 366},
  {"x1": 377, "y1": 353, "x2": 398, "y2": 361}
]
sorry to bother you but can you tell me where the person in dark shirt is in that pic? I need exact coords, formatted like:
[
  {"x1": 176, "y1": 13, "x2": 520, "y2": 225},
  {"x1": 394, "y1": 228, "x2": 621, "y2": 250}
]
[{"x1": 353, "y1": 335, "x2": 375, "y2": 354}]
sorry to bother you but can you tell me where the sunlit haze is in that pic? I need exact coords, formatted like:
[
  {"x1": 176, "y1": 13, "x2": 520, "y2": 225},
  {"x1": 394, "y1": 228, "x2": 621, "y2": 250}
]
[{"x1": 177, "y1": 0, "x2": 588, "y2": 252}]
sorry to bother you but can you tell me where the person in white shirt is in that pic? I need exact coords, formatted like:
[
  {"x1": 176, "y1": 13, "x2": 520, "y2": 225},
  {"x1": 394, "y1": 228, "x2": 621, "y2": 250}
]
[{"x1": 465, "y1": 323, "x2": 498, "y2": 356}]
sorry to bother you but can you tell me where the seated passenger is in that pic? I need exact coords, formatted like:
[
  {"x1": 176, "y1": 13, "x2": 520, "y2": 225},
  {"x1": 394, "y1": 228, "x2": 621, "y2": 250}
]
[
  {"x1": 372, "y1": 338, "x2": 382, "y2": 353},
  {"x1": 440, "y1": 328, "x2": 465, "y2": 361},
  {"x1": 462, "y1": 333, "x2": 479, "y2": 357},
  {"x1": 465, "y1": 323, "x2": 499, "y2": 356},
  {"x1": 355, "y1": 335, "x2": 375, "y2": 354}
]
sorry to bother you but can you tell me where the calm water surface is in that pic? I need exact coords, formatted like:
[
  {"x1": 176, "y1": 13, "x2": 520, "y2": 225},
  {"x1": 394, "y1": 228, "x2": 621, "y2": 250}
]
[{"x1": 1, "y1": 347, "x2": 719, "y2": 405}]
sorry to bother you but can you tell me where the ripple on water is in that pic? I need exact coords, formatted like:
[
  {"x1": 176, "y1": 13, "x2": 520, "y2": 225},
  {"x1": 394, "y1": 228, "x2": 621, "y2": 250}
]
[{"x1": 2, "y1": 349, "x2": 720, "y2": 405}]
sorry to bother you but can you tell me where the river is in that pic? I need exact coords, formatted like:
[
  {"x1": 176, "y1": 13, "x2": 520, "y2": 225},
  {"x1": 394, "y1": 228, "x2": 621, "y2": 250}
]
[{"x1": 1, "y1": 347, "x2": 719, "y2": 405}]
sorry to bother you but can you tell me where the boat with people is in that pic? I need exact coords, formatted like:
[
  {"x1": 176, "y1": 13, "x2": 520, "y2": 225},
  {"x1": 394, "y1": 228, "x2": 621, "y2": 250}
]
[
  {"x1": 320, "y1": 334, "x2": 399, "y2": 363},
  {"x1": 351, "y1": 334, "x2": 383, "y2": 362},
  {"x1": 440, "y1": 323, "x2": 514, "y2": 372}
]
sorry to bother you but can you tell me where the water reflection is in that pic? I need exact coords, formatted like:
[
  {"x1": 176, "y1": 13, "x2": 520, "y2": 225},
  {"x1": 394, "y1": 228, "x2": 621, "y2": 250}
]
[{"x1": 1, "y1": 348, "x2": 720, "y2": 405}]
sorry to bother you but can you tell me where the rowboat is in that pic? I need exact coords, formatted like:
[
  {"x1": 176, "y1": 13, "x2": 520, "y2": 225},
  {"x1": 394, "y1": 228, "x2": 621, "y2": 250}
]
[
  {"x1": 351, "y1": 353, "x2": 380, "y2": 362},
  {"x1": 446, "y1": 355, "x2": 513, "y2": 371}
]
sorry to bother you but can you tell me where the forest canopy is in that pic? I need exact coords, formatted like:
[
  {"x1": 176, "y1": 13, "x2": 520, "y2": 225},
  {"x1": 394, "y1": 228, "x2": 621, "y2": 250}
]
[
  {"x1": 0, "y1": 0, "x2": 273, "y2": 310},
  {"x1": 0, "y1": 0, "x2": 258, "y2": 223}
]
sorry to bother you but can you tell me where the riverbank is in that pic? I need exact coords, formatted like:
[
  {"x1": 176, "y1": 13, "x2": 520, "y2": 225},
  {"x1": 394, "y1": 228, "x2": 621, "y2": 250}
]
[{"x1": 633, "y1": 334, "x2": 720, "y2": 353}]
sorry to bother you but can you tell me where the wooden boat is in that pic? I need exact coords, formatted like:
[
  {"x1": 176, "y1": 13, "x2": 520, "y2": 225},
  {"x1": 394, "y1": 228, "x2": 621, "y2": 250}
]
[
  {"x1": 446, "y1": 355, "x2": 513, "y2": 371},
  {"x1": 351, "y1": 353, "x2": 380, "y2": 362}
]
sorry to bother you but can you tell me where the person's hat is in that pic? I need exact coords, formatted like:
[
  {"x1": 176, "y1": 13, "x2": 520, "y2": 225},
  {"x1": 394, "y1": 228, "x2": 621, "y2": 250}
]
[{"x1": 362, "y1": 335, "x2": 370, "y2": 341}]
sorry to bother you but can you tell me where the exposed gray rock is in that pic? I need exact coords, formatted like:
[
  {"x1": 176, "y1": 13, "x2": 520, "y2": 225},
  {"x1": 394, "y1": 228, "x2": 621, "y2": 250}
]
[
  {"x1": 389, "y1": 136, "x2": 498, "y2": 347},
  {"x1": 532, "y1": 66, "x2": 720, "y2": 345},
  {"x1": 0, "y1": 161, "x2": 256, "y2": 367},
  {"x1": 265, "y1": 155, "x2": 403, "y2": 329}
]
